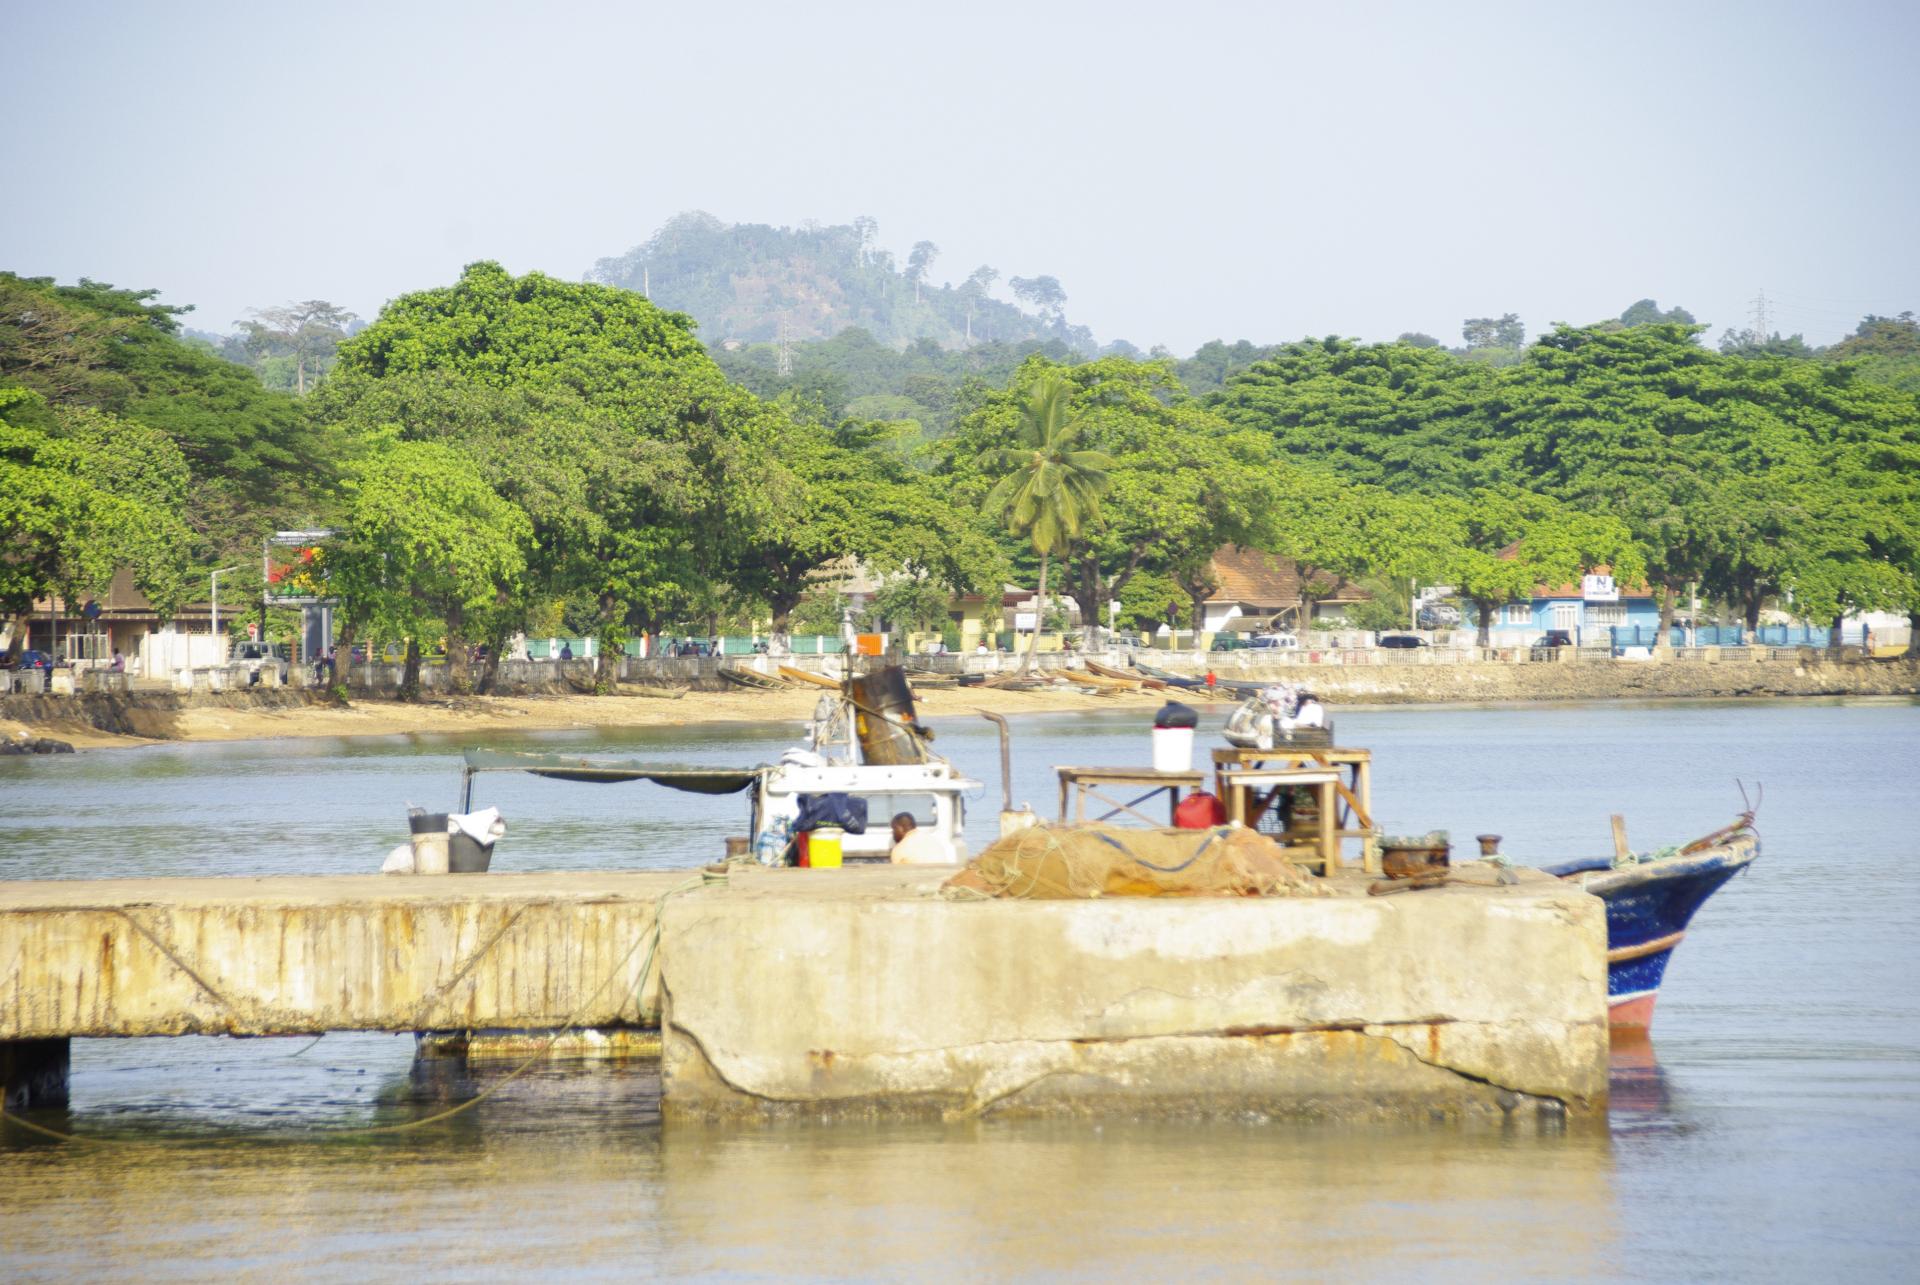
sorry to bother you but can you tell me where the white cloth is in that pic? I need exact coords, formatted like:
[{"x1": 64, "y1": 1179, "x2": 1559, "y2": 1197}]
[{"x1": 890, "y1": 827, "x2": 957, "y2": 865}]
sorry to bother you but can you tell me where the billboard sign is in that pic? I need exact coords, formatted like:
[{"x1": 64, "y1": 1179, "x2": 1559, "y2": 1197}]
[
  {"x1": 264, "y1": 530, "x2": 337, "y2": 606},
  {"x1": 1581, "y1": 574, "x2": 1618, "y2": 603}
]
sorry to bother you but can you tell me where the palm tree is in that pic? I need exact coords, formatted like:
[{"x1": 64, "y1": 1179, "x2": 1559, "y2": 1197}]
[{"x1": 980, "y1": 372, "x2": 1113, "y2": 672}]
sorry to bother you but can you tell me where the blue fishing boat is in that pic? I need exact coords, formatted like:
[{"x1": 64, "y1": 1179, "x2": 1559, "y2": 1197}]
[{"x1": 1540, "y1": 818, "x2": 1759, "y2": 1029}]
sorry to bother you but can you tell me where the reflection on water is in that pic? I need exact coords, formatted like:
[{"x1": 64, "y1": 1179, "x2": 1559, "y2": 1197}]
[{"x1": 2, "y1": 698, "x2": 1917, "y2": 1278}]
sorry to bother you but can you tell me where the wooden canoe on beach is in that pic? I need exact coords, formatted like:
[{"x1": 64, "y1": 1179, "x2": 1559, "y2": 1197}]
[
  {"x1": 1085, "y1": 660, "x2": 1166, "y2": 689},
  {"x1": 720, "y1": 665, "x2": 789, "y2": 691}
]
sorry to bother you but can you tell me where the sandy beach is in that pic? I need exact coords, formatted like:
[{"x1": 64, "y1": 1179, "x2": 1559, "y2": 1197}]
[{"x1": 0, "y1": 682, "x2": 1179, "y2": 752}]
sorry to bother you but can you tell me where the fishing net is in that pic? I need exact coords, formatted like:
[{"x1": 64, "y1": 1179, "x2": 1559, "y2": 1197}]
[{"x1": 942, "y1": 823, "x2": 1323, "y2": 900}]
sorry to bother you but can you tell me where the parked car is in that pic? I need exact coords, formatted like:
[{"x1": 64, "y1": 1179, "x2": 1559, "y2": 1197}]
[
  {"x1": 3, "y1": 649, "x2": 55, "y2": 670},
  {"x1": 234, "y1": 641, "x2": 289, "y2": 684},
  {"x1": 1377, "y1": 634, "x2": 1427, "y2": 649},
  {"x1": 1248, "y1": 632, "x2": 1300, "y2": 650},
  {"x1": 1532, "y1": 630, "x2": 1573, "y2": 649}
]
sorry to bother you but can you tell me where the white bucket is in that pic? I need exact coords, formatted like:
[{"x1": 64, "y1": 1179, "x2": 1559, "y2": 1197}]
[{"x1": 1151, "y1": 726, "x2": 1195, "y2": 773}]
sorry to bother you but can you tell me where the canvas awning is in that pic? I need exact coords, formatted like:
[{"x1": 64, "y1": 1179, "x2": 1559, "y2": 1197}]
[{"x1": 461, "y1": 749, "x2": 766, "y2": 795}]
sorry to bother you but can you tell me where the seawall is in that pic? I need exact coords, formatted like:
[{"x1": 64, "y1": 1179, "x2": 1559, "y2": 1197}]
[{"x1": 1194, "y1": 655, "x2": 1920, "y2": 705}]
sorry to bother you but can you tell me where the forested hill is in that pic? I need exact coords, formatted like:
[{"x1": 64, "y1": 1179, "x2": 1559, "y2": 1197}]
[{"x1": 588, "y1": 211, "x2": 1094, "y2": 352}]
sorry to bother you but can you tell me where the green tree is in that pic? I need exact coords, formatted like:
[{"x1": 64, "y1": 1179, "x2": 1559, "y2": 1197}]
[
  {"x1": 233, "y1": 300, "x2": 359, "y2": 395},
  {"x1": 332, "y1": 262, "x2": 797, "y2": 657},
  {"x1": 978, "y1": 371, "x2": 1112, "y2": 671},
  {"x1": 330, "y1": 440, "x2": 531, "y2": 698},
  {"x1": 905, "y1": 241, "x2": 939, "y2": 303},
  {"x1": 1009, "y1": 275, "x2": 1068, "y2": 325},
  {"x1": 0, "y1": 273, "x2": 327, "y2": 517},
  {"x1": 1209, "y1": 337, "x2": 1493, "y2": 493},
  {"x1": 0, "y1": 387, "x2": 192, "y2": 654},
  {"x1": 1462, "y1": 313, "x2": 1525, "y2": 350},
  {"x1": 1618, "y1": 299, "x2": 1697, "y2": 328}
]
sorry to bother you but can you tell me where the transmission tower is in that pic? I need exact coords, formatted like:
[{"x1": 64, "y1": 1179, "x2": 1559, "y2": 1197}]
[
  {"x1": 776, "y1": 315, "x2": 793, "y2": 377},
  {"x1": 1750, "y1": 288, "x2": 1772, "y2": 342}
]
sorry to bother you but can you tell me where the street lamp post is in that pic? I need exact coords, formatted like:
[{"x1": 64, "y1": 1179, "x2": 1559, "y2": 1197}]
[{"x1": 210, "y1": 567, "x2": 238, "y2": 666}]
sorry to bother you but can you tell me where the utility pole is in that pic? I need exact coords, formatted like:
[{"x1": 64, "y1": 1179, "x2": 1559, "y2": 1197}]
[{"x1": 210, "y1": 567, "x2": 237, "y2": 665}]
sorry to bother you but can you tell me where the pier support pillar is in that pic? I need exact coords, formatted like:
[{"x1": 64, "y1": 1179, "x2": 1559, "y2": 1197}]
[{"x1": 1, "y1": 1038, "x2": 70, "y2": 1111}]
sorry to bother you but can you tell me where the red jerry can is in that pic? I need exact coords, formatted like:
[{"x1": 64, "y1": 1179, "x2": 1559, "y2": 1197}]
[{"x1": 1174, "y1": 791, "x2": 1227, "y2": 829}]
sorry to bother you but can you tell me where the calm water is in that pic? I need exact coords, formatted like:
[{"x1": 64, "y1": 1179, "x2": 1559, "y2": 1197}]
[{"x1": 1, "y1": 699, "x2": 1916, "y2": 1280}]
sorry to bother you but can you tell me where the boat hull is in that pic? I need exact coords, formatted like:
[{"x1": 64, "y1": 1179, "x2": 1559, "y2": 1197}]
[{"x1": 1546, "y1": 834, "x2": 1758, "y2": 1030}]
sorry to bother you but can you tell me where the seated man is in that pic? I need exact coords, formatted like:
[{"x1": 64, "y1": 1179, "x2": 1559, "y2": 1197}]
[{"x1": 889, "y1": 811, "x2": 954, "y2": 865}]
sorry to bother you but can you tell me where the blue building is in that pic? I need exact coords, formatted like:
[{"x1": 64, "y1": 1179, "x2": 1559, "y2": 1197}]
[{"x1": 1479, "y1": 571, "x2": 1660, "y2": 648}]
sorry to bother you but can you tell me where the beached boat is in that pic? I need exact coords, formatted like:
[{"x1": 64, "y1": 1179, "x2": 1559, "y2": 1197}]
[
  {"x1": 1540, "y1": 822, "x2": 1760, "y2": 1029},
  {"x1": 719, "y1": 664, "x2": 789, "y2": 690},
  {"x1": 1131, "y1": 661, "x2": 1215, "y2": 691},
  {"x1": 1131, "y1": 661, "x2": 1256, "y2": 697}
]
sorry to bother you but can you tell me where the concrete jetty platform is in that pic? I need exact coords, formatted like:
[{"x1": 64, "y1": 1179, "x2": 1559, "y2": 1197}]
[
  {"x1": 0, "y1": 867, "x2": 1609, "y2": 1123},
  {"x1": 661, "y1": 868, "x2": 1609, "y2": 1126}
]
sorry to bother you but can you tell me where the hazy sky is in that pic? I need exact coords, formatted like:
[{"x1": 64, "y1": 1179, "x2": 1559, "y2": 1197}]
[{"x1": 5, "y1": 0, "x2": 1916, "y2": 353}]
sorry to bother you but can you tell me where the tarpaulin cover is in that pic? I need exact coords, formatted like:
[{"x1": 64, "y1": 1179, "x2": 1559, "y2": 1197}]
[
  {"x1": 461, "y1": 749, "x2": 764, "y2": 795},
  {"x1": 796, "y1": 792, "x2": 869, "y2": 835}
]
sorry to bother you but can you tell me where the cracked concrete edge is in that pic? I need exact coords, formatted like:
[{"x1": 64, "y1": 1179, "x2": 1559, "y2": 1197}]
[{"x1": 660, "y1": 1008, "x2": 1605, "y2": 1126}]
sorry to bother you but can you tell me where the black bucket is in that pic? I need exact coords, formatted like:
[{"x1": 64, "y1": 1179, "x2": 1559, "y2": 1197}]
[
  {"x1": 408, "y1": 809, "x2": 449, "y2": 836},
  {"x1": 448, "y1": 832, "x2": 492, "y2": 874}
]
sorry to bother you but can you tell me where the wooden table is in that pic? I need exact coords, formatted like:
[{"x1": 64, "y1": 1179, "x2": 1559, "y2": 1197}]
[
  {"x1": 1211, "y1": 747, "x2": 1379, "y2": 873},
  {"x1": 1218, "y1": 768, "x2": 1341, "y2": 873},
  {"x1": 1056, "y1": 767, "x2": 1205, "y2": 827}
]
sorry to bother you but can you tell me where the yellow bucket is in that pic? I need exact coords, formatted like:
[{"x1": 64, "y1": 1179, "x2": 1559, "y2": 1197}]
[{"x1": 808, "y1": 826, "x2": 844, "y2": 868}]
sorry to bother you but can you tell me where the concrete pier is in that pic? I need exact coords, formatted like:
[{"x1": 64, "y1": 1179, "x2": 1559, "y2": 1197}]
[
  {"x1": 659, "y1": 867, "x2": 1610, "y2": 1125},
  {"x1": 0, "y1": 867, "x2": 1609, "y2": 1123},
  {"x1": 0, "y1": 871, "x2": 693, "y2": 1043}
]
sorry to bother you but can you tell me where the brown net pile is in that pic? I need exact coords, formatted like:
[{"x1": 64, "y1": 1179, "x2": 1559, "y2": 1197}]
[{"x1": 942, "y1": 824, "x2": 1322, "y2": 900}]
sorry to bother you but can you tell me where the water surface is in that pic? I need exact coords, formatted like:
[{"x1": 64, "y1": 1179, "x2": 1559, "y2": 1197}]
[{"x1": 1, "y1": 699, "x2": 1915, "y2": 1280}]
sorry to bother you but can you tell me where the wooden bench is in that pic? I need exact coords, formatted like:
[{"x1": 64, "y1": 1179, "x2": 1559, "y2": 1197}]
[{"x1": 1056, "y1": 767, "x2": 1205, "y2": 827}]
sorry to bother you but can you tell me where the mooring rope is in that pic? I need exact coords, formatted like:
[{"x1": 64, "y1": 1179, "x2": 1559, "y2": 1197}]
[{"x1": 0, "y1": 873, "x2": 710, "y2": 1148}]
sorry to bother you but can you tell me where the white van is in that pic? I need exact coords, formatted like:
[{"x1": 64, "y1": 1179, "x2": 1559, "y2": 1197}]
[
  {"x1": 1248, "y1": 632, "x2": 1300, "y2": 650},
  {"x1": 234, "y1": 641, "x2": 289, "y2": 683}
]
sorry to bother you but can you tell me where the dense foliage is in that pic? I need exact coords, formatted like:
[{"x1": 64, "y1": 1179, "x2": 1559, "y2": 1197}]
[
  {"x1": 6, "y1": 256, "x2": 1914, "y2": 669},
  {"x1": 1211, "y1": 322, "x2": 1920, "y2": 640}
]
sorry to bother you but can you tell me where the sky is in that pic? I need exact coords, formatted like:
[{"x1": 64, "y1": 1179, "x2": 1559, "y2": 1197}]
[{"x1": 4, "y1": 0, "x2": 1917, "y2": 354}]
